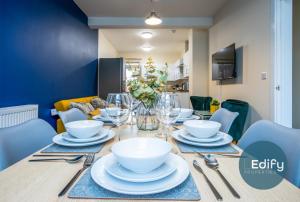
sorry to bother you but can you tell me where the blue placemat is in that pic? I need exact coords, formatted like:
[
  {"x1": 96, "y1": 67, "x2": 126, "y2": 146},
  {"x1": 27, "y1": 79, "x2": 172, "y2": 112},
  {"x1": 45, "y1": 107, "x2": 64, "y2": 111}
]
[
  {"x1": 68, "y1": 169, "x2": 201, "y2": 201},
  {"x1": 176, "y1": 141, "x2": 239, "y2": 154},
  {"x1": 41, "y1": 143, "x2": 104, "y2": 153}
]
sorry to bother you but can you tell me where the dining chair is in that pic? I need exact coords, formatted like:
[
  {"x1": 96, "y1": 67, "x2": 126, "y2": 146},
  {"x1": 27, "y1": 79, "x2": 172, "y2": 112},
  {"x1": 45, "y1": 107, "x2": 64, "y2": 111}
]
[
  {"x1": 238, "y1": 120, "x2": 300, "y2": 188},
  {"x1": 221, "y1": 99, "x2": 249, "y2": 141},
  {"x1": 190, "y1": 96, "x2": 212, "y2": 111},
  {"x1": 58, "y1": 108, "x2": 87, "y2": 126},
  {"x1": 209, "y1": 108, "x2": 239, "y2": 133},
  {"x1": 0, "y1": 119, "x2": 56, "y2": 171}
]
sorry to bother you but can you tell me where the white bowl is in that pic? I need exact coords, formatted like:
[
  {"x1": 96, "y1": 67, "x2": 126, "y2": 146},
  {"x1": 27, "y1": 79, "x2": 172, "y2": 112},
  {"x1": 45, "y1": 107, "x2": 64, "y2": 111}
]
[
  {"x1": 65, "y1": 120, "x2": 103, "y2": 139},
  {"x1": 111, "y1": 138, "x2": 172, "y2": 173},
  {"x1": 183, "y1": 120, "x2": 221, "y2": 139},
  {"x1": 177, "y1": 108, "x2": 193, "y2": 118}
]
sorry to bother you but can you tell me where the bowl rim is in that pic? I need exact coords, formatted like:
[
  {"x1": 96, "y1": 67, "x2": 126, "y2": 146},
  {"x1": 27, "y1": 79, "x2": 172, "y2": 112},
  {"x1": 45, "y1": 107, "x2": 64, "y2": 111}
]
[
  {"x1": 65, "y1": 120, "x2": 104, "y2": 128},
  {"x1": 174, "y1": 108, "x2": 193, "y2": 112},
  {"x1": 111, "y1": 137, "x2": 172, "y2": 159},
  {"x1": 184, "y1": 120, "x2": 221, "y2": 129}
]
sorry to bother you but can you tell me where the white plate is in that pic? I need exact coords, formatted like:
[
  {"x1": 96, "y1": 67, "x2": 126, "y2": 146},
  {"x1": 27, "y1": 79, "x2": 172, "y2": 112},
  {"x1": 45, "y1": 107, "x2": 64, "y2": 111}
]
[
  {"x1": 104, "y1": 153, "x2": 177, "y2": 182},
  {"x1": 92, "y1": 115, "x2": 112, "y2": 122},
  {"x1": 172, "y1": 130, "x2": 233, "y2": 147},
  {"x1": 61, "y1": 128, "x2": 109, "y2": 143},
  {"x1": 178, "y1": 129, "x2": 223, "y2": 143},
  {"x1": 52, "y1": 130, "x2": 115, "y2": 147},
  {"x1": 176, "y1": 115, "x2": 200, "y2": 122},
  {"x1": 91, "y1": 153, "x2": 189, "y2": 195}
]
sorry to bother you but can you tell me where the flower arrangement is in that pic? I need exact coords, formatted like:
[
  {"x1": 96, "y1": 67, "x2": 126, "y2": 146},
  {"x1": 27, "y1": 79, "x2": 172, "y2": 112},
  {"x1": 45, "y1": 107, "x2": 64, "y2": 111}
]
[{"x1": 127, "y1": 57, "x2": 168, "y2": 108}]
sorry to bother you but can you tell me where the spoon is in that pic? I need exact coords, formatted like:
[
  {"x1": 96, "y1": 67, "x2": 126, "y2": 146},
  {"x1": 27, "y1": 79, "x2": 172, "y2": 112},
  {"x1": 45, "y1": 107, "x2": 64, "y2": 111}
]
[
  {"x1": 201, "y1": 154, "x2": 240, "y2": 199},
  {"x1": 29, "y1": 155, "x2": 84, "y2": 163}
]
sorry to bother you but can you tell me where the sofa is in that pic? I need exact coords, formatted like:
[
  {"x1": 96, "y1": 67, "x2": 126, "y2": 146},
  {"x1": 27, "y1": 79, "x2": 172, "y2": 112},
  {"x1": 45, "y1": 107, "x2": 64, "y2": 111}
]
[{"x1": 54, "y1": 96, "x2": 98, "y2": 133}]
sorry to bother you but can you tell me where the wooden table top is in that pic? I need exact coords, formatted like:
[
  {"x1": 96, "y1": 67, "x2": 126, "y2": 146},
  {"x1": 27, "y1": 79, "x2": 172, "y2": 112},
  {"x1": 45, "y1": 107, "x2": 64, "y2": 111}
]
[{"x1": 0, "y1": 125, "x2": 299, "y2": 202}]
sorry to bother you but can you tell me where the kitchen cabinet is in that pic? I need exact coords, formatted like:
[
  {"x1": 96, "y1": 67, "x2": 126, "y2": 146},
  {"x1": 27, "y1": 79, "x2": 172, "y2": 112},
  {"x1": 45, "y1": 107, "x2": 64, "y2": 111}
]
[
  {"x1": 167, "y1": 64, "x2": 175, "y2": 81},
  {"x1": 183, "y1": 51, "x2": 190, "y2": 78},
  {"x1": 167, "y1": 59, "x2": 181, "y2": 81},
  {"x1": 168, "y1": 52, "x2": 190, "y2": 81},
  {"x1": 174, "y1": 59, "x2": 182, "y2": 80}
]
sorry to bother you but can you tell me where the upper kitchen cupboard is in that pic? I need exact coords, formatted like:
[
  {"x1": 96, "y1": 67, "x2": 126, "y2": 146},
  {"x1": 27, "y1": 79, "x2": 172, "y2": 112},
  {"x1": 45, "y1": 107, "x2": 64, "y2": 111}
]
[{"x1": 98, "y1": 58, "x2": 125, "y2": 99}]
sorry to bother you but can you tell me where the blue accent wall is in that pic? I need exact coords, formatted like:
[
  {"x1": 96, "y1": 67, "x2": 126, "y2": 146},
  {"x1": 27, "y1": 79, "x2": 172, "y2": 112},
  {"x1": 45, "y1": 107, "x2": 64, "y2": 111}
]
[{"x1": 0, "y1": 0, "x2": 98, "y2": 127}]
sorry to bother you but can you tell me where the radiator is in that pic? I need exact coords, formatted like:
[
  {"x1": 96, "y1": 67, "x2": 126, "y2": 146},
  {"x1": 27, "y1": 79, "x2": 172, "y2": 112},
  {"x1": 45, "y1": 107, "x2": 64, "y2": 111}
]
[{"x1": 0, "y1": 105, "x2": 38, "y2": 128}]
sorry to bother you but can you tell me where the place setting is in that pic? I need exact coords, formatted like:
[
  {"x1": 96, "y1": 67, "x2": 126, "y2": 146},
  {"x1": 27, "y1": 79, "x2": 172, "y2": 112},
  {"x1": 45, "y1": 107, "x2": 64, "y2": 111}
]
[
  {"x1": 67, "y1": 137, "x2": 201, "y2": 200},
  {"x1": 41, "y1": 120, "x2": 115, "y2": 153},
  {"x1": 174, "y1": 108, "x2": 200, "y2": 124},
  {"x1": 92, "y1": 108, "x2": 114, "y2": 124},
  {"x1": 171, "y1": 120, "x2": 239, "y2": 154}
]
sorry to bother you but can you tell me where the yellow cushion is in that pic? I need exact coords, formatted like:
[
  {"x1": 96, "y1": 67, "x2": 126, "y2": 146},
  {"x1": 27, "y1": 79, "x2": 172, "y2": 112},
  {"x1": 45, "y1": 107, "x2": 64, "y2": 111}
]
[
  {"x1": 57, "y1": 119, "x2": 65, "y2": 134},
  {"x1": 54, "y1": 96, "x2": 98, "y2": 133},
  {"x1": 54, "y1": 96, "x2": 98, "y2": 112},
  {"x1": 89, "y1": 108, "x2": 100, "y2": 117}
]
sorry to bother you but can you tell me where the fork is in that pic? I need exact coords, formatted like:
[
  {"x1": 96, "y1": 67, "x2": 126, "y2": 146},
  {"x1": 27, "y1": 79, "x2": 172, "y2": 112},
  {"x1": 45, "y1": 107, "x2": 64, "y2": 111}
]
[
  {"x1": 193, "y1": 160, "x2": 223, "y2": 201},
  {"x1": 29, "y1": 155, "x2": 84, "y2": 163},
  {"x1": 58, "y1": 153, "x2": 95, "y2": 197}
]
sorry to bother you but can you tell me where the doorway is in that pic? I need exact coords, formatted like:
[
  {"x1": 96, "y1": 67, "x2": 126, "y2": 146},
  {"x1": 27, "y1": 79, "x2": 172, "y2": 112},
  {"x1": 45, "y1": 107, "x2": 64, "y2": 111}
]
[{"x1": 272, "y1": 0, "x2": 293, "y2": 127}]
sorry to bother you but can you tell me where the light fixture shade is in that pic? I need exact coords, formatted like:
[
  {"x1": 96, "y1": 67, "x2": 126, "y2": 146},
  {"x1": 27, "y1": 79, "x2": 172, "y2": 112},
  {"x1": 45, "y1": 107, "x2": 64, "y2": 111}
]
[
  {"x1": 141, "y1": 32, "x2": 153, "y2": 39},
  {"x1": 145, "y1": 11, "x2": 162, "y2": 25},
  {"x1": 141, "y1": 45, "x2": 153, "y2": 52}
]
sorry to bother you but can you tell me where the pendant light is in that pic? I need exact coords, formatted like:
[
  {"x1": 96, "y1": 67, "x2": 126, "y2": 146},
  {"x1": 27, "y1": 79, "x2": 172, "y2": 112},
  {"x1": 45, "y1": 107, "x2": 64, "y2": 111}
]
[{"x1": 145, "y1": 0, "x2": 162, "y2": 25}]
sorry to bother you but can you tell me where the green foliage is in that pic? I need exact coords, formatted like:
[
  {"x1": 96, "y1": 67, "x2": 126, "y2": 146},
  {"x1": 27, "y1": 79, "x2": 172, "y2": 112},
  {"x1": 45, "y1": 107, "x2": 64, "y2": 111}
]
[
  {"x1": 211, "y1": 99, "x2": 220, "y2": 106},
  {"x1": 127, "y1": 57, "x2": 168, "y2": 107}
]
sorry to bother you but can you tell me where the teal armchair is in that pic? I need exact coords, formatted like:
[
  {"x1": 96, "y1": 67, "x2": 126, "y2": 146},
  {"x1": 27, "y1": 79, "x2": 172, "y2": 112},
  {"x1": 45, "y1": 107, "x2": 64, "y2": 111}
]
[
  {"x1": 190, "y1": 96, "x2": 212, "y2": 111},
  {"x1": 221, "y1": 99, "x2": 249, "y2": 142}
]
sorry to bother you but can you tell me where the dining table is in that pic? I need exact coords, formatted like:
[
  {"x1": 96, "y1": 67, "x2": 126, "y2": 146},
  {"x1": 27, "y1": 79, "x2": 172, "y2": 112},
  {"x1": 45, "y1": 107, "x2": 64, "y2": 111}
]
[{"x1": 0, "y1": 124, "x2": 299, "y2": 202}]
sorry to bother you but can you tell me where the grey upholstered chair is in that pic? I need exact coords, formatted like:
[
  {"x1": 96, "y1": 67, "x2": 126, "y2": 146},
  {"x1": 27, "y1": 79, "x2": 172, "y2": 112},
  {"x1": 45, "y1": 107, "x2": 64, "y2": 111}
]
[
  {"x1": 238, "y1": 120, "x2": 300, "y2": 187},
  {"x1": 209, "y1": 108, "x2": 239, "y2": 133},
  {"x1": 58, "y1": 108, "x2": 87, "y2": 126},
  {"x1": 0, "y1": 119, "x2": 56, "y2": 171}
]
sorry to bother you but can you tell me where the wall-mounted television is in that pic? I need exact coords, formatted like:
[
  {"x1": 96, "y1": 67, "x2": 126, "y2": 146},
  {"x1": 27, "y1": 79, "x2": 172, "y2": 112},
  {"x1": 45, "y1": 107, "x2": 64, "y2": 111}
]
[{"x1": 212, "y1": 43, "x2": 236, "y2": 80}]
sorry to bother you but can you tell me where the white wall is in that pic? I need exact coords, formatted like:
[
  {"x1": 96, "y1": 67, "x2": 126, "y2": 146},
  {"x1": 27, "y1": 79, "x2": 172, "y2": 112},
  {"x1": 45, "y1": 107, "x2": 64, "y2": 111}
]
[
  {"x1": 209, "y1": 0, "x2": 272, "y2": 126},
  {"x1": 98, "y1": 30, "x2": 119, "y2": 58},
  {"x1": 189, "y1": 29, "x2": 209, "y2": 96},
  {"x1": 293, "y1": 0, "x2": 300, "y2": 128}
]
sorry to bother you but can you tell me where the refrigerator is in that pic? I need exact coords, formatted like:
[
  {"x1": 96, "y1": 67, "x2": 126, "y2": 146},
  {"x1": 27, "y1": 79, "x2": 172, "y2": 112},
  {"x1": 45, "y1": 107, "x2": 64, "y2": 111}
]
[{"x1": 98, "y1": 58, "x2": 125, "y2": 99}]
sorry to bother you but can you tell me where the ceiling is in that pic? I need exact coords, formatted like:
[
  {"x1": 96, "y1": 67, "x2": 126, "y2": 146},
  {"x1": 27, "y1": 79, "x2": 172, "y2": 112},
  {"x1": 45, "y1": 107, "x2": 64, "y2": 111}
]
[
  {"x1": 74, "y1": 0, "x2": 229, "y2": 18},
  {"x1": 101, "y1": 29, "x2": 189, "y2": 54}
]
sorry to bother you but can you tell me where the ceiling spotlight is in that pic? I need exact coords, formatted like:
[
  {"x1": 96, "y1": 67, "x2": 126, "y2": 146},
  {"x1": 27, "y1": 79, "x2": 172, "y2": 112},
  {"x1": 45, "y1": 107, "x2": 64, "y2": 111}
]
[
  {"x1": 145, "y1": 12, "x2": 162, "y2": 25},
  {"x1": 145, "y1": 0, "x2": 162, "y2": 25},
  {"x1": 141, "y1": 45, "x2": 153, "y2": 52},
  {"x1": 141, "y1": 32, "x2": 153, "y2": 39}
]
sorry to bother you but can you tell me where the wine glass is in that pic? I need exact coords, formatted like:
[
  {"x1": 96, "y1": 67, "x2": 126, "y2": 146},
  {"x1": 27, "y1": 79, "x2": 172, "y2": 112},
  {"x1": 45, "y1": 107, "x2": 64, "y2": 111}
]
[
  {"x1": 155, "y1": 93, "x2": 181, "y2": 140},
  {"x1": 125, "y1": 93, "x2": 141, "y2": 125},
  {"x1": 105, "y1": 93, "x2": 130, "y2": 141}
]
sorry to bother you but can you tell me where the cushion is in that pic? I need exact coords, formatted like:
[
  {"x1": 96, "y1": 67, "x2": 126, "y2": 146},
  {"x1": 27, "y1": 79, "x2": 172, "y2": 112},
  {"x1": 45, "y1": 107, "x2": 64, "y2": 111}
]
[
  {"x1": 91, "y1": 97, "x2": 106, "y2": 109},
  {"x1": 69, "y1": 102, "x2": 95, "y2": 114},
  {"x1": 89, "y1": 109, "x2": 100, "y2": 116},
  {"x1": 54, "y1": 96, "x2": 98, "y2": 112}
]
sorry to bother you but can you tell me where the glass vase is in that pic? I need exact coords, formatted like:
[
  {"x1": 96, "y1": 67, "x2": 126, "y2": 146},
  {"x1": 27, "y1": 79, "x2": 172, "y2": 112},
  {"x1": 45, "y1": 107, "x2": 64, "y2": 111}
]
[{"x1": 136, "y1": 102, "x2": 159, "y2": 131}]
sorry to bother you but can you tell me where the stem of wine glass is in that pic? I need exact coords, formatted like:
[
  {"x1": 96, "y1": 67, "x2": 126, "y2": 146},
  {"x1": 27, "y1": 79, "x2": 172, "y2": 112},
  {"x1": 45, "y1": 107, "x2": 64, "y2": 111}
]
[
  {"x1": 164, "y1": 124, "x2": 170, "y2": 142},
  {"x1": 130, "y1": 111, "x2": 134, "y2": 125},
  {"x1": 116, "y1": 123, "x2": 121, "y2": 141}
]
